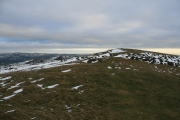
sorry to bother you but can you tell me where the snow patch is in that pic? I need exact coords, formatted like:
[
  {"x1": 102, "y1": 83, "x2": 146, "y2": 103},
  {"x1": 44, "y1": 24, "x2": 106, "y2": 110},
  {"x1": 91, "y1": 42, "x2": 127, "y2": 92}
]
[
  {"x1": 111, "y1": 73, "x2": 115, "y2": 75},
  {"x1": 47, "y1": 84, "x2": 59, "y2": 89},
  {"x1": 0, "y1": 76, "x2": 12, "y2": 81},
  {"x1": 5, "y1": 109, "x2": 15, "y2": 113},
  {"x1": 13, "y1": 88, "x2": 23, "y2": 94},
  {"x1": 82, "y1": 60, "x2": 88, "y2": 63},
  {"x1": 8, "y1": 81, "x2": 25, "y2": 90},
  {"x1": 3, "y1": 94, "x2": 16, "y2": 100},
  {"x1": 0, "y1": 81, "x2": 8, "y2": 87},
  {"x1": 37, "y1": 84, "x2": 45, "y2": 90},
  {"x1": 114, "y1": 54, "x2": 129, "y2": 59},
  {"x1": 107, "y1": 66, "x2": 112, "y2": 69},
  {"x1": 3, "y1": 88, "x2": 23, "y2": 100},
  {"x1": 31, "y1": 78, "x2": 44, "y2": 83},
  {"x1": 30, "y1": 117, "x2": 36, "y2": 120},
  {"x1": 65, "y1": 105, "x2": 72, "y2": 112},
  {"x1": 37, "y1": 84, "x2": 59, "y2": 90},
  {"x1": 72, "y1": 85, "x2": 83, "y2": 90},
  {"x1": 115, "y1": 67, "x2": 121, "y2": 69},
  {"x1": 109, "y1": 48, "x2": 124, "y2": 53},
  {"x1": 0, "y1": 57, "x2": 78, "y2": 74},
  {"x1": 62, "y1": 69, "x2": 71, "y2": 72},
  {"x1": 92, "y1": 60, "x2": 98, "y2": 63},
  {"x1": 78, "y1": 90, "x2": 84, "y2": 94}
]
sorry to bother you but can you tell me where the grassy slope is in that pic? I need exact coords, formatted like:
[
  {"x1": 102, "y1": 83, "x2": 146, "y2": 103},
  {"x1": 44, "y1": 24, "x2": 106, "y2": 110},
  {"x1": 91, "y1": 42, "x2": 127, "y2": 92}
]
[{"x1": 0, "y1": 51, "x2": 180, "y2": 120}]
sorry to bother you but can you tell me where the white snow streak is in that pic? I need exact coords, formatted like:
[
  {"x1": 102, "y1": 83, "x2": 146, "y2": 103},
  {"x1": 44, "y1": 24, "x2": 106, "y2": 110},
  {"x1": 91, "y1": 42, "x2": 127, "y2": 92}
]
[
  {"x1": 62, "y1": 69, "x2": 71, "y2": 72},
  {"x1": 47, "y1": 84, "x2": 59, "y2": 89},
  {"x1": 5, "y1": 109, "x2": 15, "y2": 113},
  {"x1": 7, "y1": 81, "x2": 25, "y2": 90},
  {"x1": 0, "y1": 76, "x2": 12, "y2": 81},
  {"x1": 14, "y1": 88, "x2": 23, "y2": 94},
  {"x1": 3, "y1": 88, "x2": 23, "y2": 100},
  {"x1": 109, "y1": 49, "x2": 124, "y2": 53},
  {"x1": 37, "y1": 84, "x2": 59, "y2": 90},
  {"x1": 31, "y1": 78, "x2": 44, "y2": 83},
  {"x1": 0, "y1": 57, "x2": 78, "y2": 74},
  {"x1": 3, "y1": 94, "x2": 16, "y2": 100},
  {"x1": 107, "y1": 66, "x2": 112, "y2": 69},
  {"x1": 71, "y1": 85, "x2": 83, "y2": 90}
]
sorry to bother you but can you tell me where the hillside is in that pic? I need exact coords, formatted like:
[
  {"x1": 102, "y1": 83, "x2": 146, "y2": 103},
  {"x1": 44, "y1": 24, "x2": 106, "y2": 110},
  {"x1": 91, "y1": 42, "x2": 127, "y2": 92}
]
[
  {"x1": 0, "y1": 53, "x2": 58, "y2": 65},
  {"x1": 0, "y1": 53, "x2": 84, "y2": 65},
  {"x1": 0, "y1": 48, "x2": 180, "y2": 120}
]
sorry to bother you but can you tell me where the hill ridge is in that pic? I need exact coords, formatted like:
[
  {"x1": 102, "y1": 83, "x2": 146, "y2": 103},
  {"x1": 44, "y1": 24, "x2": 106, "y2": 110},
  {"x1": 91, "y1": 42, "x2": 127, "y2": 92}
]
[
  {"x1": 0, "y1": 48, "x2": 179, "y2": 119},
  {"x1": 0, "y1": 48, "x2": 179, "y2": 75}
]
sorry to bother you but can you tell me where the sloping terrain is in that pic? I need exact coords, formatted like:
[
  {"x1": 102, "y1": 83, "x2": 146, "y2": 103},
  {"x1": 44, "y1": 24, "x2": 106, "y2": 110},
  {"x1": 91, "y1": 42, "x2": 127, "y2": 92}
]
[
  {"x1": 0, "y1": 53, "x2": 61, "y2": 65},
  {"x1": 0, "y1": 48, "x2": 179, "y2": 120}
]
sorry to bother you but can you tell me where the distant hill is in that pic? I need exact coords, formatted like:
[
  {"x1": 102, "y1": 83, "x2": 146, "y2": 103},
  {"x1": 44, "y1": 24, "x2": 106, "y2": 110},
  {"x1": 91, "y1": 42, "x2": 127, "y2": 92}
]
[
  {"x1": 0, "y1": 53, "x2": 85, "y2": 65},
  {"x1": 0, "y1": 53, "x2": 57, "y2": 65},
  {"x1": 0, "y1": 48, "x2": 179, "y2": 120}
]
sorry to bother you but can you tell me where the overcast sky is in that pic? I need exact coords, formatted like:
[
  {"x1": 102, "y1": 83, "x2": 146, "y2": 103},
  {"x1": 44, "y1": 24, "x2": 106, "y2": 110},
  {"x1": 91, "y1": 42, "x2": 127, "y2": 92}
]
[{"x1": 0, "y1": 0, "x2": 180, "y2": 54}]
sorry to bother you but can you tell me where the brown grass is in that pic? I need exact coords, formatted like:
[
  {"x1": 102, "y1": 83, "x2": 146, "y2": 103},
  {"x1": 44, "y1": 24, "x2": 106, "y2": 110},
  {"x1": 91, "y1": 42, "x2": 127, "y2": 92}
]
[{"x1": 0, "y1": 54, "x2": 180, "y2": 120}]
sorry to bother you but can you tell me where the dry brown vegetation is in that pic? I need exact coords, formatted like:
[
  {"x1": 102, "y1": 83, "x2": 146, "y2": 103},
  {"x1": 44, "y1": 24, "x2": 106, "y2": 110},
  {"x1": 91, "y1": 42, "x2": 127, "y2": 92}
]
[{"x1": 0, "y1": 50, "x2": 180, "y2": 120}]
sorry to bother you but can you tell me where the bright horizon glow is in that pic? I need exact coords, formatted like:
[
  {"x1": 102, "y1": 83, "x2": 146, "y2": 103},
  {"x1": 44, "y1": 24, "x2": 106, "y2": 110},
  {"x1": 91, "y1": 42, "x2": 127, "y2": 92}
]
[
  {"x1": 0, "y1": 48, "x2": 110, "y2": 54},
  {"x1": 140, "y1": 48, "x2": 180, "y2": 56},
  {"x1": 0, "y1": 1, "x2": 180, "y2": 53},
  {"x1": 1, "y1": 48, "x2": 180, "y2": 56},
  {"x1": 41, "y1": 48, "x2": 111, "y2": 54}
]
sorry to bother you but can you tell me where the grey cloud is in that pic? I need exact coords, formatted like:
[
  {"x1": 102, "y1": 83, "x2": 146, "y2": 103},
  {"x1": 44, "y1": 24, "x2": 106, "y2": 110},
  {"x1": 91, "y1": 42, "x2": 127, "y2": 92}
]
[{"x1": 0, "y1": 0, "x2": 180, "y2": 53}]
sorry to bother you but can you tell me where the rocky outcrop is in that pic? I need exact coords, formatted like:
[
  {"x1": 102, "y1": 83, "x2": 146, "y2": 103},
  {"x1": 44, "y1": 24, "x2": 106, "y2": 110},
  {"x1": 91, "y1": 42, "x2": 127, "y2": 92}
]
[{"x1": 114, "y1": 52, "x2": 180, "y2": 67}]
